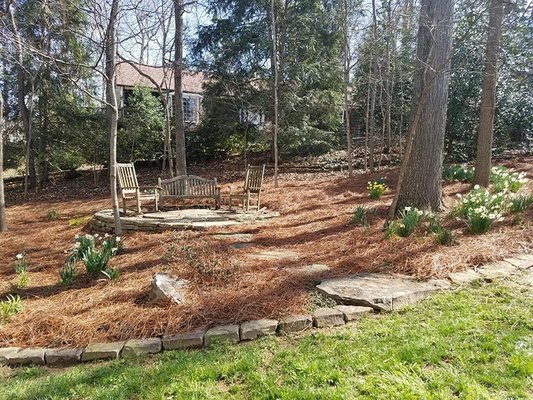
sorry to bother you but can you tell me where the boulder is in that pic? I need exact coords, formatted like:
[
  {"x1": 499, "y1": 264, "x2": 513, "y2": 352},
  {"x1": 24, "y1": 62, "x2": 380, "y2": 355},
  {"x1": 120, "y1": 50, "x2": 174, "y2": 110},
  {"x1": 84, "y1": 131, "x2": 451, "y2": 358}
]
[
  {"x1": 448, "y1": 269, "x2": 481, "y2": 285},
  {"x1": 316, "y1": 273, "x2": 445, "y2": 311},
  {"x1": 150, "y1": 273, "x2": 189, "y2": 304}
]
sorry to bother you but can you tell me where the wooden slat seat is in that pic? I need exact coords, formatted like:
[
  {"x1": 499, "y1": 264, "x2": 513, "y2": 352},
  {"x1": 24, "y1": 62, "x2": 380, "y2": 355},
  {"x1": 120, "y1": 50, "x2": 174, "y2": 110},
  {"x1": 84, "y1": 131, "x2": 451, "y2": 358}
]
[
  {"x1": 117, "y1": 163, "x2": 159, "y2": 214},
  {"x1": 229, "y1": 164, "x2": 266, "y2": 212},
  {"x1": 158, "y1": 175, "x2": 221, "y2": 209}
]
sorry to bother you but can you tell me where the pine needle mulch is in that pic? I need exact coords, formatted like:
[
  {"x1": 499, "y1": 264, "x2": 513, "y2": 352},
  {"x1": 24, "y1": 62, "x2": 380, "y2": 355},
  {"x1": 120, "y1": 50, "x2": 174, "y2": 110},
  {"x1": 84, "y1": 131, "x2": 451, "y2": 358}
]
[{"x1": 1, "y1": 156, "x2": 532, "y2": 348}]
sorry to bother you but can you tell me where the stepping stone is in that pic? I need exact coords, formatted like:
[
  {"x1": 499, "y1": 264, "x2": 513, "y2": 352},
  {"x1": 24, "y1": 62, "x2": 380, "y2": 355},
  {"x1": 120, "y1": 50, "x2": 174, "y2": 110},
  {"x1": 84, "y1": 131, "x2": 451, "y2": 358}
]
[
  {"x1": 0, "y1": 347, "x2": 20, "y2": 365},
  {"x1": 335, "y1": 305, "x2": 373, "y2": 322},
  {"x1": 240, "y1": 319, "x2": 278, "y2": 341},
  {"x1": 204, "y1": 324, "x2": 240, "y2": 346},
  {"x1": 316, "y1": 273, "x2": 446, "y2": 311},
  {"x1": 313, "y1": 308, "x2": 345, "y2": 328},
  {"x1": 150, "y1": 273, "x2": 189, "y2": 304},
  {"x1": 81, "y1": 341, "x2": 125, "y2": 362},
  {"x1": 505, "y1": 254, "x2": 533, "y2": 270},
  {"x1": 122, "y1": 338, "x2": 162, "y2": 358},
  {"x1": 5, "y1": 348, "x2": 45, "y2": 366},
  {"x1": 477, "y1": 261, "x2": 517, "y2": 281},
  {"x1": 230, "y1": 242, "x2": 254, "y2": 250},
  {"x1": 295, "y1": 264, "x2": 330, "y2": 274},
  {"x1": 163, "y1": 329, "x2": 205, "y2": 350},
  {"x1": 45, "y1": 348, "x2": 83, "y2": 366},
  {"x1": 449, "y1": 269, "x2": 481, "y2": 285},
  {"x1": 277, "y1": 315, "x2": 313, "y2": 333},
  {"x1": 249, "y1": 250, "x2": 299, "y2": 261}
]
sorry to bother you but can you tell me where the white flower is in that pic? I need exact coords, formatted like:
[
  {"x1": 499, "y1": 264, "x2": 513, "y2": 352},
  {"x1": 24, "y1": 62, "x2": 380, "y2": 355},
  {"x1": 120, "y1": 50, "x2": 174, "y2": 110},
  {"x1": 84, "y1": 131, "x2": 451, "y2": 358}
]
[
  {"x1": 405, "y1": 206, "x2": 412, "y2": 212},
  {"x1": 75, "y1": 234, "x2": 80, "y2": 239},
  {"x1": 112, "y1": 247, "x2": 118, "y2": 254},
  {"x1": 474, "y1": 184, "x2": 480, "y2": 190},
  {"x1": 93, "y1": 234, "x2": 99, "y2": 239},
  {"x1": 104, "y1": 233, "x2": 110, "y2": 238},
  {"x1": 15, "y1": 253, "x2": 24, "y2": 260},
  {"x1": 115, "y1": 237, "x2": 122, "y2": 242}
]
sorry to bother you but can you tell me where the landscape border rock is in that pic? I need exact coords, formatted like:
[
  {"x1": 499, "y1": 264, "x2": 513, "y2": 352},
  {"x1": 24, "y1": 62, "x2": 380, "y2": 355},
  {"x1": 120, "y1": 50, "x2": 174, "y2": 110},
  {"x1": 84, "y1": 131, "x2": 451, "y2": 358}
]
[{"x1": 1, "y1": 253, "x2": 531, "y2": 368}]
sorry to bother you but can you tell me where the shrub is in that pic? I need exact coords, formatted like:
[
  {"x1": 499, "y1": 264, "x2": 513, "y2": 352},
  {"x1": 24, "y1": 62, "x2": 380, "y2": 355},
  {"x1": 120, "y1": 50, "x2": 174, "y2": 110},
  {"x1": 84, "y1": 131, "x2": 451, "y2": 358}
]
[
  {"x1": 46, "y1": 209, "x2": 59, "y2": 220},
  {"x1": 367, "y1": 180, "x2": 388, "y2": 199},
  {"x1": 68, "y1": 215, "x2": 92, "y2": 228},
  {"x1": 67, "y1": 234, "x2": 122, "y2": 281},
  {"x1": 0, "y1": 294, "x2": 23, "y2": 323},
  {"x1": 490, "y1": 166, "x2": 527, "y2": 193},
  {"x1": 509, "y1": 194, "x2": 533, "y2": 214},
  {"x1": 396, "y1": 207, "x2": 424, "y2": 237},
  {"x1": 436, "y1": 227, "x2": 455, "y2": 246}
]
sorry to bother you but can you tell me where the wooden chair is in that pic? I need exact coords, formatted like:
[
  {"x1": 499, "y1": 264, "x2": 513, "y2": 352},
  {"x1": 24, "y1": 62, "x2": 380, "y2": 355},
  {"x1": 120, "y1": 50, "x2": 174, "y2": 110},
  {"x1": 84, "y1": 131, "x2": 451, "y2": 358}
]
[
  {"x1": 229, "y1": 164, "x2": 266, "y2": 211},
  {"x1": 117, "y1": 163, "x2": 159, "y2": 214}
]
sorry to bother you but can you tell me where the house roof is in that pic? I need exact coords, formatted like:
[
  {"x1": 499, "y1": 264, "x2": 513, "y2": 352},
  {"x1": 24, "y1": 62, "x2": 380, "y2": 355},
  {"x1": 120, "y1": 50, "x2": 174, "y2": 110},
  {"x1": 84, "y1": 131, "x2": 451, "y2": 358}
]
[{"x1": 116, "y1": 62, "x2": 205, "y2": 94}]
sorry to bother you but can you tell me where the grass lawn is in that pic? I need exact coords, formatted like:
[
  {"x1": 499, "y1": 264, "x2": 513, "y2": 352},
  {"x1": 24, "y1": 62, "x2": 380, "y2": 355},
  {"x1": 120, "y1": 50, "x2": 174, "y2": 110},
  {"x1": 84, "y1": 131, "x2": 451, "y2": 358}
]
[{"x1": 1, "y1": 278, "x2": 532, "y2": 400}]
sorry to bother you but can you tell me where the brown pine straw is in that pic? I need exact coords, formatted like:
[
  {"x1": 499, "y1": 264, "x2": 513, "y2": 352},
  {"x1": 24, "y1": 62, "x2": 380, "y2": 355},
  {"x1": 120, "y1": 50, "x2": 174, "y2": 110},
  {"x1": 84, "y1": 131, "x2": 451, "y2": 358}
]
[{"x1": 0, "y1": 156, "x2": 532, "y2": 348}]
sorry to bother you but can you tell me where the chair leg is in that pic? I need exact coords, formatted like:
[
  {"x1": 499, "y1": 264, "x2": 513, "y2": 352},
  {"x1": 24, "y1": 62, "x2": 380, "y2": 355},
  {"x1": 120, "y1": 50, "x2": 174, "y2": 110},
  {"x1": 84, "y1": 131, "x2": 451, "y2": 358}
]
[
  {"x1": 122, "y1": 198, "x2": 127, "y2": 214},
  {"x1": 155, "y1": 196, "x2": 159, "y2": 212},
  {"x1": 136, "y1": 196, "x2": 141, "y2": 214},
  {"x1": 256, "y1": 193, "x2": 261, "y2": 210},
  {"x1": 228, "y1": 195, "x2": 233, "y2": 211},
  {"x1": 246, "y1": 194, "x2": 250, "y2": 212}
]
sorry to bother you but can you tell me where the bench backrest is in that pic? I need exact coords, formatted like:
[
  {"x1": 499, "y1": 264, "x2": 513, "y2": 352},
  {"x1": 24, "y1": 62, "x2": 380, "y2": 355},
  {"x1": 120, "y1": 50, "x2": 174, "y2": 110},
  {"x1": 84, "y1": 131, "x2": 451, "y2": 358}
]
[
  {"x1": 244, "y1": 165, "x2": 265, "y2": 193},
  {"x1": 117, "y1": 163, "x2": 139, "y2": 195},
  {"x1": 159, "y1": 175, "x2": 218, "y2": 197}
]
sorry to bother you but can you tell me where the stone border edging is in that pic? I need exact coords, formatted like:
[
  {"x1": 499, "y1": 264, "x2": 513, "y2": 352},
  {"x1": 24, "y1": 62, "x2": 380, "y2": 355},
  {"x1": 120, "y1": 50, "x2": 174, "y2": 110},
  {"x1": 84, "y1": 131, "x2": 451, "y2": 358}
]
[{"x1": 1, "y1": 253, "x2": 532, "y2": 368}]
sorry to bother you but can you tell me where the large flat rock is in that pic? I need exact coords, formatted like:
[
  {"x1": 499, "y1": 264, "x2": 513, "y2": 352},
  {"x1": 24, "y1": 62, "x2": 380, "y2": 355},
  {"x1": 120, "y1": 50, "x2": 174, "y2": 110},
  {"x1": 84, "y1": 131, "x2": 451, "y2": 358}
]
[
  {"x1": 150, "y1": 273, "x2": 189, "y2": 304},
  {"x1": 316, "y1": 273, "x2": 446, "y2": 311}
]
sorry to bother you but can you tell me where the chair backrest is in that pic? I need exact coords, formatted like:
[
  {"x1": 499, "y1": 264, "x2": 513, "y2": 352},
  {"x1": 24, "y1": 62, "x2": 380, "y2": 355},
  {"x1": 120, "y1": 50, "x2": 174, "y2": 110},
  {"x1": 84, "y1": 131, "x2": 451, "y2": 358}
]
[
  {"x1": 244, "y1": 164, "x2": 265, "y2": 193},
  {"x1": 117, "y1": 163, "x2": 139, "y2": 194}
]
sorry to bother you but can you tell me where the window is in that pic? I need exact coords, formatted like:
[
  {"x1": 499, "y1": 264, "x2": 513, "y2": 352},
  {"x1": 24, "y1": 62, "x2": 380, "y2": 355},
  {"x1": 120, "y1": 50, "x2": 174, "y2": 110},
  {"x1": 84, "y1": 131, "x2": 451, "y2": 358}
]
[
  {"x1": 169, "y1": 93, "x2": 201, "y2": 124},
  {"x1": 239, "y1": 109, "x2": 265, "y2": 127},
  {"x1": 183, "y1": 96, "x2": 198, "y2": 123}
]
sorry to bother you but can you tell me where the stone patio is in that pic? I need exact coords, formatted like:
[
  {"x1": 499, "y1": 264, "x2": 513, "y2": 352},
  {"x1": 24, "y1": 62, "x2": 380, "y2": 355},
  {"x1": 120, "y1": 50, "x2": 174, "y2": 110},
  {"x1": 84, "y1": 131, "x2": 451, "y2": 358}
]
[{"x1": 91, "y1": 208, "x2": 279, "y2": 232}]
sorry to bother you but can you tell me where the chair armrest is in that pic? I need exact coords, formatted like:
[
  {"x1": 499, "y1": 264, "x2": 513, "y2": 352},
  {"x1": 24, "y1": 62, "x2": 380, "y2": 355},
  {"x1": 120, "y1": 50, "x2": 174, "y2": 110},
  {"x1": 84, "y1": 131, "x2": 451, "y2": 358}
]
[{"x1": 228, "y1": 185, "x2": 243, "y2": 195}]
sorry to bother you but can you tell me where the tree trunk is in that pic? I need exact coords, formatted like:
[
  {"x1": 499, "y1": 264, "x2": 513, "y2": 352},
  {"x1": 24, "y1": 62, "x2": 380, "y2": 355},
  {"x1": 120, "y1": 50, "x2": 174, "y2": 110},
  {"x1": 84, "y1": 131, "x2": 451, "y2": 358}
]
[
  {"x1": 342, "y1": 0, "x2": 353, "y2": 177},
  {"x1": 173, "y1": 0, "x2": 187, "y2": 176},
  {"x1": 106, "y1": 0, "x2": 122, "y2": 236},
  {"x1": 0, "y1": 93, "x2": 6, "y2": 232},
  {"x1": 392, "y1": 0, "x2": 454, "y2": 213},
  {"x1": 271, "y1": 0, "x2": 279, "y2": 188},
  {"x1": 473, "y1": 0, "x2": 504, "y2": 187}
]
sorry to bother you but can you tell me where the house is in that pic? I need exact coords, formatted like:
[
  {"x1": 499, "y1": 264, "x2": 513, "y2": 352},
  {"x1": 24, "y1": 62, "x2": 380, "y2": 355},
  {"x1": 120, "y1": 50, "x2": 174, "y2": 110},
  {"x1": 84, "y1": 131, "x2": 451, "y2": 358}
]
[{"x1": 115, "y1": 62, "x2": 205, "y2": 124}]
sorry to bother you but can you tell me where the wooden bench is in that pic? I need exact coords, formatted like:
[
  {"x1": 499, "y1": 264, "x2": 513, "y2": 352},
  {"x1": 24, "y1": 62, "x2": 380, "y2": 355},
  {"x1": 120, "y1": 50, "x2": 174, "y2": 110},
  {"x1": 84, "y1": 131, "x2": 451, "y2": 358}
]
[{"x1": 158, "y1": 175, "x2": 221, "y2": 209}]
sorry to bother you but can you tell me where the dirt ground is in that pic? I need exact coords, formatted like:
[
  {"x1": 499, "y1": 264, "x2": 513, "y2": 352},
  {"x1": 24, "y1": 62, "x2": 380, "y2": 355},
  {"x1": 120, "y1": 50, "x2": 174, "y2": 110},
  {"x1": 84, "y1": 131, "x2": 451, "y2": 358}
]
[{"x1": 1, "y1": 155, "x2": 532, "y2": 348}]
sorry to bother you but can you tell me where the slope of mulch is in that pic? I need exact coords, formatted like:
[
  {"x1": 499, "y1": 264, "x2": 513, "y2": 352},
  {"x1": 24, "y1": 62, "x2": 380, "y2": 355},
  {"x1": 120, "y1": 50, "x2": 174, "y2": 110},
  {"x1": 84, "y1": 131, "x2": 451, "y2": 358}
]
[{"x1": 0, "y1": 156, "x2": 532, "y2": 348}]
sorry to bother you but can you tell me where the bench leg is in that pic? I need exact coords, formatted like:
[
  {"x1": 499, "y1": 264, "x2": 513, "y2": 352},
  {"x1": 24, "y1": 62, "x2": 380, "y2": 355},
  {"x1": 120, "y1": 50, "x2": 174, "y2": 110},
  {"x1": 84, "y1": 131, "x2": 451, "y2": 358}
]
[{"x1": 122, "y1": 198, "x2": 127, "y2": 214}]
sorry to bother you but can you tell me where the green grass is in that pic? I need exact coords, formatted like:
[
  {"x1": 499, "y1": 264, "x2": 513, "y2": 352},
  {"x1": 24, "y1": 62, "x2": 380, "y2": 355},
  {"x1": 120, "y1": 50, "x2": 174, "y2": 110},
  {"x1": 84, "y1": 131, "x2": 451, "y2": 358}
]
[{"x1": 1, "y1": 279, "x2": 532, "y2": 399}]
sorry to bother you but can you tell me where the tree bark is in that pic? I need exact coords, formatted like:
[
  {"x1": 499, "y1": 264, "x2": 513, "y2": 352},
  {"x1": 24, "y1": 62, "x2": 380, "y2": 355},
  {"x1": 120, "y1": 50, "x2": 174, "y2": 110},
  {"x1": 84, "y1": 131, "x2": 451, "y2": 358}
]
[
  {"x1": 473, "y1": 0, "x2": 504, "y2": 187},
  {"x1": 392, "y1": 0, "x2": 454, "y2": 213},
  {"x1": 271, "y1": 0, "x2": 279, "y2": 187},
  {"x1": 105, "y1": 0, "x2": 122, "y2": 236},
  {"x1": 173, "y1": 0, "x2": 187, "y2": 176},
  {"x1": 342, "y1": 0, "x2": 353, "y2": 177},
  {"x1": 0, "y1": 93, "x2": 6, "y2": 232}
]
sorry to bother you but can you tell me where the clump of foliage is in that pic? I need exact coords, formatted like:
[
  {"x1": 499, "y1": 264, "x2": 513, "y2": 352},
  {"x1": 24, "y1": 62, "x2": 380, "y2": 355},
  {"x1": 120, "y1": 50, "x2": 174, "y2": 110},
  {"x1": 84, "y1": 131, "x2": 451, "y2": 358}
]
[
  {"x1": 68, "y1": 215, "x2": 92, "y2": 228},
  {"x1": 351, "y1": 205, "x2": 368, "y2": 227},
  {"x1": 0, "y1": 294, "x2": 23, "y2": 323},
  {"x1": 46, "y1": 209, "x2": 59, "y2": 220},
  {"x1": 14, "y1": 253, "x2": 29, "y2": 289},
  {"x1": 367, "y1": 180, "x2": 388, "y2": 199},
  {"x1": 427, "y1": 216, "x2": 455, "y2": 246},
  {"x1": 442, "y1": 164, "x2": 474, "y2": 182},
  {"x1": 61, "y1": 234, "x2": 123, "y2": 283},
  {"x1": 454, "y1": 186, "x2": 506, "y2": 234},
  {"x1": 509, "y1": 194, "x2": 533, "y2": 214},
  {"x1": 490, "y1": 166, "x2": 527, "y2": 193},
  {"x1": 396, "y1": 207, "x2": 424, "y2": 237}
]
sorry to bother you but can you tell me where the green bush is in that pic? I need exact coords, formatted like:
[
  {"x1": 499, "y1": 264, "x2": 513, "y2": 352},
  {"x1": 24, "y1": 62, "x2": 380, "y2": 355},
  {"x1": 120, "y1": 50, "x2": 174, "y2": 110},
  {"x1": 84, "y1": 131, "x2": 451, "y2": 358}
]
[
  {"x1": 367, "y1": 181, "x2": 388, "y2": 199},
  {"x1": 396, "y1": 207, "x2": 424, "y2": 237},
  {"x1": 490, "y1": 166, "x2": 527, "y2": 193},
  {"x1": 509, "y1": 194, "x2": 533, "y2": 214},
  {"x1": 442, "y1": 164, "x2": 474, "y2": 182},
  {"x1": 455, "y1": 186, "x2": 506, "y2": 234},
  {"x1": 46, "y1": 209, "x2": 59, "y2": 220},
  {"x1": 351, "y1": 205, "x2": 368, "y2": 226}
]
